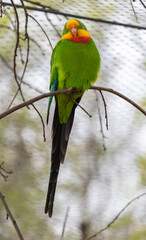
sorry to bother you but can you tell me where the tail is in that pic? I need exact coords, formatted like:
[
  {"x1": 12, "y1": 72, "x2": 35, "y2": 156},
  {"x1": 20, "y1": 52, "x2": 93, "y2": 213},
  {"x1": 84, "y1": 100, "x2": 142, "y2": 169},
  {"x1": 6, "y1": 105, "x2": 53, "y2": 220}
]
[{"x1": 45, "y1": 99, "x2": 80, "y2": 217}]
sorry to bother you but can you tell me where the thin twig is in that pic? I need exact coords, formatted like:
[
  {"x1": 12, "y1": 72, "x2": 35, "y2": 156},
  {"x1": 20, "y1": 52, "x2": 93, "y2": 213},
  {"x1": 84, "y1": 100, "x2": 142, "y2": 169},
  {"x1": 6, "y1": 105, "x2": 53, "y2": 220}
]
[
  {"x1": 3, "y1": 2, "x2": 146, "y2": 30},
  {"x1": 9, "y1": 0, "x2": 27, "y2": 109},
  {"x1": 139, "y1": 0, "x2": 146, "y2": 8},
  {"x1": 45, "y1": 12, "x2": 62, "y2": 38},
  {"x1": 0, "y1": 191, "x2": 24, "y2": 240},
  {"x1": 95, "y1": 93, "x2": 106, "y2": 151},
  {"x1": 99, "y1": 90, "x2": 108, "y2": 130},
  {"x1": 0, "y1": 54, "x2": 43, "y2": 94},
  {"x1": 23, "y1": 0, "x2": 56, "y2": 11},
  {"x1": 31, "y1": 104, "x2": 46, "y2": 142},
  {"x1": 28, "y1": 14, "x2": 53, "y2": 50},
  {"x1": 90, "y1": 86, "x2": 146, "y2": 116},
  {"x1": 86, "y1": 192, "x2": 146, "y2": 240},
  {"x1": 60, "y1": 207, "x2": 70, "y2": 240},
  {"x1": 0, "y1": 162, "x2": 13, "y2": 181},
  {"x1": 8, "y1": 0, "x2": 30, "y2": 109},
  {"x1": 19, "y1": 45, "x2": 25, "y2": 64},
  {"x1": 0, "y1": 24, "x2": 13, "y2": 31},
  {"x1": 65, "y1": 93, "x2": 92, "y2": 118},
  {"x1": 0, "y1": 87, "x2": 146, "y2": 120},
  {"x1": 130, "y1": 0, "x2": 138, "y2": 21}
]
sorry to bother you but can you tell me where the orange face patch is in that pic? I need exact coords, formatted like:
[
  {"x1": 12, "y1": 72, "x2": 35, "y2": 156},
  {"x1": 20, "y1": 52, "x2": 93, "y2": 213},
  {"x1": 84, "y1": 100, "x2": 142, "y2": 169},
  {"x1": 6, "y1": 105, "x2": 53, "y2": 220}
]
[
  {"x1": 61, "y1": 19, "x2": 91, "y2": 42},
  {"x1": 66, "y1": 19, "x2": 79, "y2": 29}
]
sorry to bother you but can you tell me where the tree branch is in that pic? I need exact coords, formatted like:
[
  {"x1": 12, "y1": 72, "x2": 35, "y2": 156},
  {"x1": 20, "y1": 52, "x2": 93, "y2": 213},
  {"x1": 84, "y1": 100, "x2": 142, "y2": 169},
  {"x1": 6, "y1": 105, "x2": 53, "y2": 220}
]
[
  {"x1": 28, "y1": 14, "x2": 53, "y2": 51},
  {"x1": 95, "y1": 92, "x2": 106, "y2": 151},
  {"x1": 86, "y1": 192, "x2": 146, "y2": 240},
  {"x1": 65, "y1": 93, "x2": 92, "y2": 118},
  {"x1": 31, "y1": 103, "x2": 46, "y2": 142},
  {"x1": 0, "y1": 191, "x2": 24, "y2": 240},
  {"x1": 90, "y1": 86, "x2": 146, "y2": 116},
  {"x1": 130, "y1": 0, "x2": 138, "y2": 21},
  {"x1": 60, "y1": 207, "x2": 70, "y2": 240},
  {"x1": 2, "y1": 2, "x2": 146, "y2": 30},
  {"x1": 9, "y1": 0, "x2": 30, "y2": 108},
  {"x1": 99, "y1": 90, "x2": 108, "y2": 130},
  {"x1": 0, "y1": 87, "x2": 145, "y2": 120},
  {"x1": 9, "y1": 0, "x2": 27, "y2": 109},
  {"x1": 139, "y1": 0, "x2": 146, "y2": 8},
  {"x1": 0, "y1": 162, "x2": 12, "y2": 181}
]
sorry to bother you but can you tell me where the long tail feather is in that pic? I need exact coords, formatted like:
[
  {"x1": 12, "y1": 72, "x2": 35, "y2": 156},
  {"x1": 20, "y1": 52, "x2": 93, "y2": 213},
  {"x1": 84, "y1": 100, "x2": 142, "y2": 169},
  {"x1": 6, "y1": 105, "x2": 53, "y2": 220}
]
[{"x1": 45, "y1": 99, "x2": 80, "y2": 217}]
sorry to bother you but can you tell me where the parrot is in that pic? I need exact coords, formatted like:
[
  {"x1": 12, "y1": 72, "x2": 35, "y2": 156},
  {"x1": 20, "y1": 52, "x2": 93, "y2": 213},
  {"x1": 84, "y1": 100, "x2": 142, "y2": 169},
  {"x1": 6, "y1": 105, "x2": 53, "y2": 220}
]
[{"x1": 44, "y1": 19, "x2": 100, "y2": 217}]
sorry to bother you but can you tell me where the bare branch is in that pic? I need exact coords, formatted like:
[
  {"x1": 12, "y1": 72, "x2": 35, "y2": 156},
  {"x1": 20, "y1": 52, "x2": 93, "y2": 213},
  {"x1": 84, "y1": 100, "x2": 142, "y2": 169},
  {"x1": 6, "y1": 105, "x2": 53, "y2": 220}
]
[
  {"x1": 9, "y1": 0, "x2": 27, "y2": 108},
  {"x1": 99, "y1": 90, "x2": 108, "y2": 130},
  {"x1": 139, "y1": 0, "x2": 146, "y2": 8},
  {"x1": 0, "y1": 54, "x2": 43, "y2": 94},
  {"x1": 23, "y1": 0, "x2": 56, "y2": 11},
  {"x1": 65, "y1": 93, "x2": 92, "y2": 118},
  {"x1": 28, "y1": 14, "x2": 53, "y2": 51},
  {"x1": 8, "y1": 0, "x2": 30, "y2": 109},
  {"x1": 90, "y1": 86, "x2": 146, "y2": 116},
  {"x1": 60, "y1": 207, "x2": 70, "y2": 240},
  {"x1": 31, "y1": 104, "x2": 46, "y2": 142},
  {"x1": 95, "y1": 93, "x2": 106, "y2": 151},
  {"x1": 45, "y1": 13, "x2": 62, "y2": 38},
  {"x1": 3, "y1": 2, "x2": 146, "y2": 30},
  {"x1": 0, "y1": 191, "x2": 24, "y2": 240},
  {"x1": 0, "y1": 162, "x2": 13, "y2": 181},
  {"x1": 130, "y1": 0, "x2": 138, "y2": 21},
  {"x1": 0, "y1": 88, "x2": 78, "y2": 119},
  {"x1": 0, "y1": 87, "x2": 146, "y2": 120},
  {"x1": 86, "y1": 192, "x2": 146, "y2": 240}
]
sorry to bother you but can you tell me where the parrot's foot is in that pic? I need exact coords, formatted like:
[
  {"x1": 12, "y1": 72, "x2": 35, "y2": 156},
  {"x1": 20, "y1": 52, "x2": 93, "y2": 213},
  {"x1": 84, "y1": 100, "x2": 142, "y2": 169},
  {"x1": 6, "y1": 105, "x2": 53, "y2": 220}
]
[{"x1": 71, "y1": 87, "x2": 82, "y2": 94}]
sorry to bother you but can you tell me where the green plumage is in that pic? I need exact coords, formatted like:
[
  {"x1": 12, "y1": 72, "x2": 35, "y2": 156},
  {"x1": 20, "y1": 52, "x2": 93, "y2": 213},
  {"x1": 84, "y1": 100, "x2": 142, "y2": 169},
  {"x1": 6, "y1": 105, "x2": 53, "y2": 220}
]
[
  {"x1": 51, "y1": 39, "x2": 100, "y2": 123},
  {"x1": 45, "y1": 19, "x2": 100, "y2": 217}
]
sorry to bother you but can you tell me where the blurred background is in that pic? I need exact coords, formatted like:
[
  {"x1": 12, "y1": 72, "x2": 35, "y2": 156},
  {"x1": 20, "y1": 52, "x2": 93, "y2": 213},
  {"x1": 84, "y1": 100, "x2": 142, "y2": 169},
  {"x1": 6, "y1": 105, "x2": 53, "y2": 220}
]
[{"x1": 0, "y1": 0, "x2": 146, "y2": 239}]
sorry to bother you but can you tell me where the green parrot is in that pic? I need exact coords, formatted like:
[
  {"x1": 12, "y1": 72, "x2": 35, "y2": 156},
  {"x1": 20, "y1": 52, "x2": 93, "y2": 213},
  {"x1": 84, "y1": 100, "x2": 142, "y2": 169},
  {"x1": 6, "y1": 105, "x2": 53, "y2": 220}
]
[{"x1": 45, "y1": 19, "x2": 100, "y2": 217}]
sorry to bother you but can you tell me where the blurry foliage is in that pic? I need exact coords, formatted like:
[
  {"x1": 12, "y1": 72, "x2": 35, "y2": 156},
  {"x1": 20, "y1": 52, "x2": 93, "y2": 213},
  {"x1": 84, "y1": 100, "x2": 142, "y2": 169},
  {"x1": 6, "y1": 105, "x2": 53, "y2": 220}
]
[
  {"x1": 0, "y1": 108, "x2": 54, "y2": 240},
  {"x1": 127, "y1": 228, "x2": 146, "y2": 240},
  {"x1": 137, "y1": 155, "x2": 146, "y2": 186}
]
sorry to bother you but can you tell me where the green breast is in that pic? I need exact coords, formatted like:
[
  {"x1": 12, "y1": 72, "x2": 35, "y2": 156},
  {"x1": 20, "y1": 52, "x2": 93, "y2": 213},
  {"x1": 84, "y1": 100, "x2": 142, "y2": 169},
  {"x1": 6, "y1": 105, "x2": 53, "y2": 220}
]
[{"x1": 51, "y1": 39, "x2": 100, "y2": 123}]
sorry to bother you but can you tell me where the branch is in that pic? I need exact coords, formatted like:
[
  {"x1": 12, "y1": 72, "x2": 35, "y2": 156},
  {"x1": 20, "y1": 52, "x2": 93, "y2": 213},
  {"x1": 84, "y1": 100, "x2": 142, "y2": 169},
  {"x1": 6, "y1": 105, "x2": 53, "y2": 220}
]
[
  {"x1": 90, "y1": 86, "x2": 146, "y2": 116},
  {"x1": 0, "y1": 88, "x2": 77, "y2": 119},
  {"x1": 9, "y1": 0, "x2": 30, "y2": 108},
  {"x1": 60, "y1": 207, "x2": 70, "y2": 240},
  {"x1": 2, "y1": 2, "x2": 146, "y2": 30},
  {"x1": 130, "y1": 0, "x2": 138, "y2": 21},
  {"x1": 45, "y1": 13, "x2": 62, "y2": 38},
  {"x1": 95, "y1": 93, "x2": 106, "y2": 151},
  {"x1": 9, "y1": 0, "x2": 27, "y2": 108},
  {"x1": 139, "y1": 0, "x2": 146, "y2": 8},
  {"x1": 99, "y1": 90, "x2": 108, "y2": 130},
  {"x1": 0, "y1": 162, "x2": 13, "y2": 181},
  {"x1": 31, "y1": 104, "x2": 46, "y2": 142},
  {"x1": 86, "y1": 192, "x2": 146, "y2": 240},
  {"x1": 0, "y1": 87, "x2": 146, "y2": 120},
  {"x1": 65, "y1": 93, "x2": 92, "y2": 118},
  {"x1": 0, "y1": 191, "x2": 24, "y2": 240},
  {"x1": 0, "y1": 54, "x2": 43, "y2": 94},
  {"x1": 28, "y1": 14, "x2": 53, "y2": 50}
]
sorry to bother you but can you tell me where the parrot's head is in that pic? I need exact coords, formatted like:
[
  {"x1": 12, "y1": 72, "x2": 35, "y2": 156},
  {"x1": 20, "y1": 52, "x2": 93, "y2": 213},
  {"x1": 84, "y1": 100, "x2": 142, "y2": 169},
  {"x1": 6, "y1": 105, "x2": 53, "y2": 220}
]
[{"x1": 61, "y1": 19, "x2": 91, "y2": 43}]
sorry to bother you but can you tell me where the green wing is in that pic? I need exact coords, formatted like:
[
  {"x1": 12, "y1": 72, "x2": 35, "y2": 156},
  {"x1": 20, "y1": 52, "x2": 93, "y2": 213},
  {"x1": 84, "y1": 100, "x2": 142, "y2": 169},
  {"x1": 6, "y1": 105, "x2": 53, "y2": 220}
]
[{"x1": 46, "y1": 41, "x2": 62, "y2": 124}]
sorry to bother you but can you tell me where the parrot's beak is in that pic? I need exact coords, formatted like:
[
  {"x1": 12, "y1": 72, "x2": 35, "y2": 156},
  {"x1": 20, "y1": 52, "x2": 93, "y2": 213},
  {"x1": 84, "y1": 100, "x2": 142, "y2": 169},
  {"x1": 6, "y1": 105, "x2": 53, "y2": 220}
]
[{"x1": 70, "y1": 27, "x2": 78, "y2": 37}]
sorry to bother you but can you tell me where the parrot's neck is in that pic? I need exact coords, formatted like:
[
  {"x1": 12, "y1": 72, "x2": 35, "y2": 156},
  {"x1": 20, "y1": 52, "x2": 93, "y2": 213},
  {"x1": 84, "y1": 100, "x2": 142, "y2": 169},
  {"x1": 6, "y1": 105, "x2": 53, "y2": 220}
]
[{"x1": 66, "y1": 36, "x2": 91, "y2": 43}]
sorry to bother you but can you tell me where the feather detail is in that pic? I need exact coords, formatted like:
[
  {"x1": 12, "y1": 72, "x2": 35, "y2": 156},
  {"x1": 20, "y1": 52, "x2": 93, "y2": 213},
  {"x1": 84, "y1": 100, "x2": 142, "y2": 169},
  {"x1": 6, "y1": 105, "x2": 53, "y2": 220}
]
[
  {"x1": 67, "y1": 36, "x2": 91, "y2": 43},
  {"x1": 47, "y1": 79, "x2": 58, "y2": 124},
  {"x1": 45, "y1": 99, "x2": 80, "y2": 217}
]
